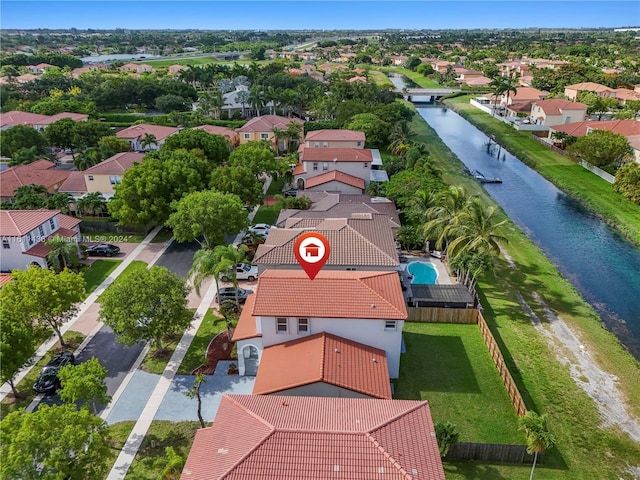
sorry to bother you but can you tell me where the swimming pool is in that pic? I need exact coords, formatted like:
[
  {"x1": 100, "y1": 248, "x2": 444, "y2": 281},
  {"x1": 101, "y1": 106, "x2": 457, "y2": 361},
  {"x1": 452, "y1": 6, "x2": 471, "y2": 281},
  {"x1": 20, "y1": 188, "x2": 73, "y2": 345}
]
[{"x1": 407, "y1": 261, "x2": 438, "y2": 284}]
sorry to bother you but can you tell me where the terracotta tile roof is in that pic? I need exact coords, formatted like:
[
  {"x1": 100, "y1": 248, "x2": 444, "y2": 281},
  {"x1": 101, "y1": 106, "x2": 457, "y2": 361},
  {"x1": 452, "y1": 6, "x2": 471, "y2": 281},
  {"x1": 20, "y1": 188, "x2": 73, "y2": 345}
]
[
  {"x1": 23, "y1": 242, "x2": 51, "y2": 258},
  {"x1": 277, "y1": 201, "x2": 401, "y2": 229},
  {"x1": 181, "y1": 395, "x2": 444, "y2": 480},
  {"x1": 0, "y1": 111, "x2": 51, "y2": 129},
  {"x1": 292, "y1": 163, "x2": 305, "y2": 175},
  {"x1": 0, "y1": 274, "x2": 13, "y2": 289},
  {"x1": 613, "y1": 88, "x2": 640, "y2": 101},
  {"x1": 83, "y1": 152, "x2": 144, "y2": 175},
  {"x1": 116, "y1": 124, "x2": 179, "y2": 141},
  {"x1": 305, "y1": 129, "x2": 365, "y2": 142},
  {"x1": 231, "y1": 295, "x2": 261, "y2": 341},
  {"x1": 507, "y1": 87, "x2": 547, "y2": 102},
  {"x1": 237, "y1": 115, "x2": 303, "y2": 133},
  {"x1": 191, "y1": 125, "x2": 239, "y2": 142},
  {"x1": 251, "y1": 270, "x2": 407, "y2": 320},
  {"x1": 549, "y1": 121, "x2": 593, "y2": 137},
  {"x1": 0, "y1": 160, "x2": 71, "y2": 198},
  {"x1": 533, "y1": 99, "x2": 587, "y2": 115},
  {"x1": 58, "y1": 171, "x2": 88, "y2": 194},
  {"x1": 300, "y1": 147, "x2": 372, "y2": 162},
  {"x1": 1, "y1": 209, "x2": 58, "y2": 236},
  {"x1": 252, "y1": 332, "x2": 392, "y2": 398},
  {"x1": 305, "y1": 170, "x2": 365, "y2": 190},
  {"x1": 551, "y1": 119, "x2": 640, "y2": 138},
  {"x1": 45, "y1": 112, "x2": 89, "y2": 124},
  {"x1": 564, "y1": 82, "x2": 612, "y2": 93},
  {"x1": 254, "y1": 214, "x2": 398, "y2": 268}
]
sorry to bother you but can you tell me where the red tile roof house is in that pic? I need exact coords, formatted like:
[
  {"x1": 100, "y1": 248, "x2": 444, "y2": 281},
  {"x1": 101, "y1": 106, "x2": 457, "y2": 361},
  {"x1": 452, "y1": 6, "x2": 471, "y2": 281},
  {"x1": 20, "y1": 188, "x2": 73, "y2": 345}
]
[
  {"x1": 0, "y1": 111, "x2": 89, "y2": 132},
  {"x1": 252, "y1": 331, "x2": 393, "y2": 398},
  {"x1": 0, "y1": 209, "x2": 81, "y2": 271},
  {"x1": 235, "y1": 115, "x2": 304, "y2": 153},
  {"x1": 303, "y1": 129, "x2": 366, "y2": 149},
  {"x1": 529, "y1": 99, "x2": 588, "y2": 127},
  {"x1": 276, "y1": 192, "x2": 401, "y2": 230},
  {"x1": 564, "y1": 82, "x2": 616, "y2": 101},
  {"x1": 232, "y1": 269, "x2": 407, "y2": 378},
  {"x1": 180, "y1": 395, "x2": 445, "y2": 480},
  {"x1": 115, "y1": 124, "x2": 179, "y2": 152},
  {"x1": 294, "y1": 147, "x2": 386, "y2": 193},
  {"x1": 191, "y1": 125, "x2": 239, "y2": 148},
  {"x1": 253, "y1": 214, "x2": 399, "y2": 274},
  {"x1": 0, "y1": 160, "x2": 72, "y2": 203}
]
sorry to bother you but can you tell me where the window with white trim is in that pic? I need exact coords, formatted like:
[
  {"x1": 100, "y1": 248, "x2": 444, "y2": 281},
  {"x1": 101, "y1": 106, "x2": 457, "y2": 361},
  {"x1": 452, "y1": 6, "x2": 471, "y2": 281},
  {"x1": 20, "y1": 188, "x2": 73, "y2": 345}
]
[
  {"x1": 244, "y1": 133, "x2": 251, "y2": 139},
  {"x1": 27, "y1": 233, "x2": 34, "y2": 246},
  {"x1": 260, "y1": 133, "x2": 269, "y2": 140},
  {"x1": 49, "y1": 218, "x2": 55, "y2": 230},
  {"x1": 322, "y1": 142, "x2": 328, "y2": 148},
  {"x1": 313, "y1": 162, "x2": 318, "y2": 171},
  {"x1": 314, "y1": 142, "x2": 319, "y2": 147},
  {"x1": 356, "y1": 141, "x2": 363, "y2": 147},
  {"x1": 276, "y1": 317, "x2": 288, "y2": 333},
  {"x1": 297, "y1": 318, "x2": 309, "y2": 333},
  {"x1": 322, "y1": 162, "x2": 328, "y2": 171},
  {"x1": 38, "y1": 225, "x2": 45, "y2": 237},
  {"x1": 364, "y1": 163, "x2": 368, "y2": 168},
  {"x1": 384, "y1": 320, "x2": 397, "y2": 331},
  {"x1": 88, "y1": 175, "x2": 94, "y2": 181},
  {"x1": 109, "y1": 175, "x2": 121, "y2": 185},
  {"x1": 2, "y1": 239, "x2": 10, "y2": 249}
]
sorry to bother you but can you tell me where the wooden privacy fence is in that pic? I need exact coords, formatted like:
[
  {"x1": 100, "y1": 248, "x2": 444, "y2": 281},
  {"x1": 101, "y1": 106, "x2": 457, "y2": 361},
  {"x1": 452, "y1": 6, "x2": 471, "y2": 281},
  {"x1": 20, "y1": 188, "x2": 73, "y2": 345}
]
[
  {"x1": 406, "y1": 307, "x2": 478, "y2": 324},
  {"x1": 407, "y1": 307, "x2": 528, "y2": 417},
  {"x1": 445, "y1": 442, "x2": 538, "y2": 464}
]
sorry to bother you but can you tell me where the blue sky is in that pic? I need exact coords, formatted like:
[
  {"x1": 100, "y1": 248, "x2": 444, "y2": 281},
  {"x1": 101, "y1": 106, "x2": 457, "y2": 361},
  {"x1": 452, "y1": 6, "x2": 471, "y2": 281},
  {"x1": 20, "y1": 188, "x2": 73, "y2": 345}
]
[{"x1": 1, "y1": 1, "x2": 639, "y2": 30}]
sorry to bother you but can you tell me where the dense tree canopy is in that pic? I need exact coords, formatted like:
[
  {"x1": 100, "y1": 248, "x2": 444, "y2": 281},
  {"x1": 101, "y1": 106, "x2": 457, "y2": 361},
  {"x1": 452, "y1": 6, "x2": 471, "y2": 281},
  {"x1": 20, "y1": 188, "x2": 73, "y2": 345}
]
[
  {"x1": 613, "y1": 162, "x2": 640, "y2": 204},
  {"x1": 567, "y1": 130, "x2": 632, "y2": 167},
  {"x1": 227, "y1": 141, "x2": 278, "y2": 178},
  {"x1": 210, "y1": 165, "x2": 264, "y2": 207},
  {"x1": 162, "y1": 129, "x2": 230, "y2": 165},
  {"x1": 345, "y1": 113, "x2": 391, "y2": 148},
  {"x1": 0, "y1": 306, "x2": 35, "y2": 398},
  {"x1": 0, "y1": 125, "x2": 49, "y2": 162}
]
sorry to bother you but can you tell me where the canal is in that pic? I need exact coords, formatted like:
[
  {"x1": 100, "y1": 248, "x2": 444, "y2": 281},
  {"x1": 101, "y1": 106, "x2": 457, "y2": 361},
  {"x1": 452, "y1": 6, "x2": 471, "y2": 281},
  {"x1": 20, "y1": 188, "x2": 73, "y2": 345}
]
[{"x1": 412, "y1": 103, "x2": 640, "y2": 359}]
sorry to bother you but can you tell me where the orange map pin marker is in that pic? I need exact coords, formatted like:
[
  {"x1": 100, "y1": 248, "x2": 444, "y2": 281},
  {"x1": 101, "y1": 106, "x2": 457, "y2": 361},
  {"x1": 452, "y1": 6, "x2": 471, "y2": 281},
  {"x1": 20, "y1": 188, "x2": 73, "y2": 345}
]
[{"x1": 294, "y1": 232, "x2": 331, "y2": 280}]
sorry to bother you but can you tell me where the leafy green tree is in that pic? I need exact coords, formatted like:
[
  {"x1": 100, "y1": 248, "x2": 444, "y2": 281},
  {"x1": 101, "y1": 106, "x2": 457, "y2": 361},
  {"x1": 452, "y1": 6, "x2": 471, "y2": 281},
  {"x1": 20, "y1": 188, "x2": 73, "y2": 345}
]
[
  {"x1": 0, "y1": 307, "x2": 36, "y2": 398},
  {"x1": 214, "y1": 244, "x2": 250, "y2": 308},
  {"x1": 155, "y1": 94, "x2": 189, "y2": 112},
  {"x1": 45, "y1": 117, "x2": 78, "y2": 156},
  {"x1": 73, "y1": 121, "x2": 112, "y2": 150},
  {"x1": 167, "y1": 190, "x2": 248, "y2": 249},
  {"x1": 10, "y1": 146, "x2": 40, "y2": 165},
  {"x1": 346, "y1": 112, "x2": 390, "y2": 148},
  {"x1": 158, "y1": 446, "x2": 185, "y2": 480},
  {"x1": 227, "y1": 141, "x2": 278, "y2": 179},
  {"x1": 0, "y1": 404, "x2": 111, "y2": 480},
  {"x1": 99, "y1": 266, "x2": 192, "y2": 351},
  {"x1": 519, "y1": 411, "x2": 556, "y2": 480},
  {"x1": 73, "y1": 147, "x2": 103, "y2": 171},
  {"x1": 434, "y1": 421, "x2": 460, "y2": 457},
  {"x1": 210, "y1": 165, "x2": 263, "y2": 207},
  {"x1": 108, "y1": 152, "x2": 209, "y2": 226},
  {"x1": 219, "y1": 299, "x2": 240, "y2": 339},
  {"x1": 567, "y1": 130, "x2": 632, "y2": 167},
  {"x1": 162, "y1": 128, "x2": 230, "y2": 165},
  {"x1": 185, "y1": 373, "x2": 207, "y2": 428},
  {"x1": 46, "y1": 234, "x2": 80, "y2": 272},
  {"x1": 97, "y1": 135, "x2": 131, "y2": 158},
  {"x1": 1, "y1": 266, "x2": 85, "y2": 346},
  {"x1": 613, "y1": 162, "x2": 640, "y2": 204},
  {"x1": 58, "y1": 357, "x2": 111, "y2": 414},
  {"x1": 1, "y1": 125, "x2": 49, "y2": 162}
]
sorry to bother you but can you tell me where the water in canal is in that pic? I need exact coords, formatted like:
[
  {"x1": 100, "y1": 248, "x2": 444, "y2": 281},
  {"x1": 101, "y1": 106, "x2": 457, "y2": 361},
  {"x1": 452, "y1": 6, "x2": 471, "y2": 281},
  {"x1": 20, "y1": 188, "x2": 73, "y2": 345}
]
[{"x1": 415, "y1": 105, "x2": 640, "y2": 359}]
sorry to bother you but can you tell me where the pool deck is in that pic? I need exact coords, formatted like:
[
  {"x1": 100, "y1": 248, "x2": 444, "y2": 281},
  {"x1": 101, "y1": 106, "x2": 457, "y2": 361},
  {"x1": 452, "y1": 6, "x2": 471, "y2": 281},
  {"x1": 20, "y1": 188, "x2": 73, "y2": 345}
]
[{"x1": 398, "y1": 253, "x2": 454, "y2": 304}]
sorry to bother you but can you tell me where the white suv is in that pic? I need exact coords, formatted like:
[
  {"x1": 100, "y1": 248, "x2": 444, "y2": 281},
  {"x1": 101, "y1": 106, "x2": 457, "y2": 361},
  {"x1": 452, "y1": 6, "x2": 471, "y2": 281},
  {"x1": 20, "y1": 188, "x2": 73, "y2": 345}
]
[{"x1": 219, "y1": 263, "x2": 259, "y2": 282}]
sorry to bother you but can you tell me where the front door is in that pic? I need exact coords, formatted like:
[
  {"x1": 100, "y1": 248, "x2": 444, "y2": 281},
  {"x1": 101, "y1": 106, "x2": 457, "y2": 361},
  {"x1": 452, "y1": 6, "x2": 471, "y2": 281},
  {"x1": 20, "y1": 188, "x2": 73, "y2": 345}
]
[{"x1": 243, "y1": 345, "x2": 259, "y2": 376}]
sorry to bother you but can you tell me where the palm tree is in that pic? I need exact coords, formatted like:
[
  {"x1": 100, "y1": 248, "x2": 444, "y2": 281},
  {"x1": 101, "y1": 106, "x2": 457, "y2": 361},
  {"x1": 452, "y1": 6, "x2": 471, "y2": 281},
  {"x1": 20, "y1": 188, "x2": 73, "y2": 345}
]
[
  {"x1": 74, "y1": 147, "x2": 103, "y2": 171},
  {"x1": 271, "y1": 127, "x2": 287, "y2": 154},
  {"x1": 519, "y1": 411, "x2": 556, "y2": 480},
  {"x1": 423, "y1": 185, "x2": 469, "y2": 254},
  {"x1": 248, "y1": 86, "x2": 266, "y2": 117},
  {"x1": 189, "y1": 248, "x2": 225, "y2": 298},
  {"x1": 389, "y1": 121, "x2": 415, "y2": 157},
  {"x1": 285, "y1": 121, "x2": 303, "y2": 153},
  {"x1": 141, "y1": 133, "x2": 158, "y2": 151},
  {"x1": 77, "y1": 192, "x2": 106, "y2": 217},
  {"x1": 44, "y1": 192, "x2": 73, "y2": 215},
  {"x1": 213, "y1": 244, "x2": 249, "y2": 309},
  {"x1": 502, "y1": 75, "x2": 519, "y2": 109},
  {"x1": 46, "y1": 234, "x2": 79, "y2": 272},
  {"x1": 234, "y1": 89, "x2": 250, "y2": 118}
]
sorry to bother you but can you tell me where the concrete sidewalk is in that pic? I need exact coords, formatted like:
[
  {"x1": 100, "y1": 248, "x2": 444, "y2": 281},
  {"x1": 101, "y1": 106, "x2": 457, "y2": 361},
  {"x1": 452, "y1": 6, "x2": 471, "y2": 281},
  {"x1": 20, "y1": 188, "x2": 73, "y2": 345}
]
[{"x1": 0, "y1": 226, "x2": 169, "y2": 402}]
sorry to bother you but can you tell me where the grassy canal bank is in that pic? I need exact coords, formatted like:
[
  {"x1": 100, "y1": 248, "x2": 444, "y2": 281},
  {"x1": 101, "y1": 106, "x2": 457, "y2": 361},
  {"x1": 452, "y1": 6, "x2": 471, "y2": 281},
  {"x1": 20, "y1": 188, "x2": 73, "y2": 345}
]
[{"x1": 407, "y1": 104, "x2": 640, "y2": 479}]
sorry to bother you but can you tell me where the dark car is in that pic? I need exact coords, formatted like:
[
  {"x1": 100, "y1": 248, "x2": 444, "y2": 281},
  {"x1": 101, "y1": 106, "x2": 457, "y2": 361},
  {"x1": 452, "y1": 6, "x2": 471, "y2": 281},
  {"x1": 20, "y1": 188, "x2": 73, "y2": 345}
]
[
  {"x1": 214, "y1": 287, "x2": 254, "y2": 304},
  {"x1": 85, "y1": 243, "x2": 120, "y2": 257},
  {"x1": 283, "y1": 189, "x2": 298, "y2": 197},
  {"x1": 33, "y1": 351, "x2": 75, "y2": 394}
]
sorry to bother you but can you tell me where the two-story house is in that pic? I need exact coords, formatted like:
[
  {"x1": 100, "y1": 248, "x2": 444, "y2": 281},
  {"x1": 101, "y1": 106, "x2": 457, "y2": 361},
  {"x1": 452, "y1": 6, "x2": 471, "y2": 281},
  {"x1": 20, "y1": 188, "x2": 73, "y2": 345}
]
[
  {"x1": 116, "y1": 124, "x2": 179, "y2": 152},
  {"x1": 293, "y1": 147, "x2": 375, "y2": 193},
  {"x1": 72, "y1": 152, "x2": 145, "y2": 199},
  {"x1": 302, "y1": 129, "x2": 365, "y2": 149},
  {"x1": 564, "y1": 82, "x2": 615, "y2": 101},
  {"x1": 236, "y1": 115, "x2": 304, "y2": 153},
  {"x1": 1, "y1": 111, "x2": 88, "y2": 131},
  {"x1": 529, "y1": 99, "x2": 588, "y2": 127},
  {"x1": 0, "y1": 209, "x2": 81, "y2": 271},
  {"x1": 232, "y1": 269, "x2": 407, "y2": 378},
  {"x1": 253, "y1": 214, "x2": 399, "y2": 274}
]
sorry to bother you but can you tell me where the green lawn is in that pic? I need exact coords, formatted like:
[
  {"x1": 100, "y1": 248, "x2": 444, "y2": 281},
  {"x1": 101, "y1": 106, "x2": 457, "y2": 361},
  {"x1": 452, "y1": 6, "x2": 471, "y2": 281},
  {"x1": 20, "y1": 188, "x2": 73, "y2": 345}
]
[
  {"x1": 125, "y1": 421, "x2": 201, "y2": 480},
  {"x1": 103, "y1": 421, "x2": 136, "y2": 479},
  {"x1": 252, "y1": 203, "x2": 283, "y2": 225},
  {"x1": 445, "y1": 95, "x2": 640, "y2": 245},
  {"x1": 82, "y1": 259, "x2": 121, "y2": 294},
  {"x1": 409, "y1": 102, "x2": 640, "y2": 479},
  {"x1": 178, "y1": 309, "x2": 226, "y2": 375},
  {"x1": 0, "y1": 331, "x2": 86, "y2": 419},
  {"x1": 379, "y1": 66, "x2": 442, "y2": 88},
  {"x1": 150, "y1": 226, "x2": 174, "y2": 244},
  {"x1": 266, "y1": 176, "x2": 286, "y2": 195},
  {"x1": 396, "y1": 322, "x2": 523, "y2": 444}
]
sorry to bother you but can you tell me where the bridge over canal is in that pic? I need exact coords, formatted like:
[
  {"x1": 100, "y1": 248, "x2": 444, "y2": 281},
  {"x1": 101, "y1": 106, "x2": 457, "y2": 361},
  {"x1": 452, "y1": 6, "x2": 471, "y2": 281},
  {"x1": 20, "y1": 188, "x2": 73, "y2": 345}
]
[{"x1": 394, "y1": 87, "x2": 460, "y2": 101}]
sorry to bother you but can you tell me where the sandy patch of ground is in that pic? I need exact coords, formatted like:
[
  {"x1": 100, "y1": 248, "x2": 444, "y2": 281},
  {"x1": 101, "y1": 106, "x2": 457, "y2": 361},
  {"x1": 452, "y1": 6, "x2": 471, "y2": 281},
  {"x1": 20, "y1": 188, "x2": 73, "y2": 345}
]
[{"x1": 501, "y1": 251, "x2": 640, "y2": 444}]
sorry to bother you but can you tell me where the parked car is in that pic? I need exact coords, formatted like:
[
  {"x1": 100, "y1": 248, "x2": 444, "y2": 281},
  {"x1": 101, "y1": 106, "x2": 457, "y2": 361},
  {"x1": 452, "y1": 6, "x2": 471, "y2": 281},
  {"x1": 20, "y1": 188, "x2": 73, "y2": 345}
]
[
  {"x1": 219, "y1": 263, "x2": 259, "y2": 282},
  {"x1": 248, "y1": 223, "x2": 272, "y2": 236},
  {"x1": 214, "y1": 287, "x2": 254, "y2": 304},
  {"x1": 283, "y1": 189, "x2": 298, "y2": 197},
  {"x1": 33, "y1": 351, "x2": 75, "y2": 394},
  {"x1": 85, "y1": 243, "x2": 120, "y2": 257}
]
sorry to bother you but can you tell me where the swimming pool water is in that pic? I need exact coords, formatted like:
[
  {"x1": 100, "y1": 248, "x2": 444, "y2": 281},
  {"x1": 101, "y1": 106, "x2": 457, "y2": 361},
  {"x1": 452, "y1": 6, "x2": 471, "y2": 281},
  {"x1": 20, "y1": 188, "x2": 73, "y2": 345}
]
[{"x1": 407, "y1": 262, "x2": 438, "y2": 284}]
